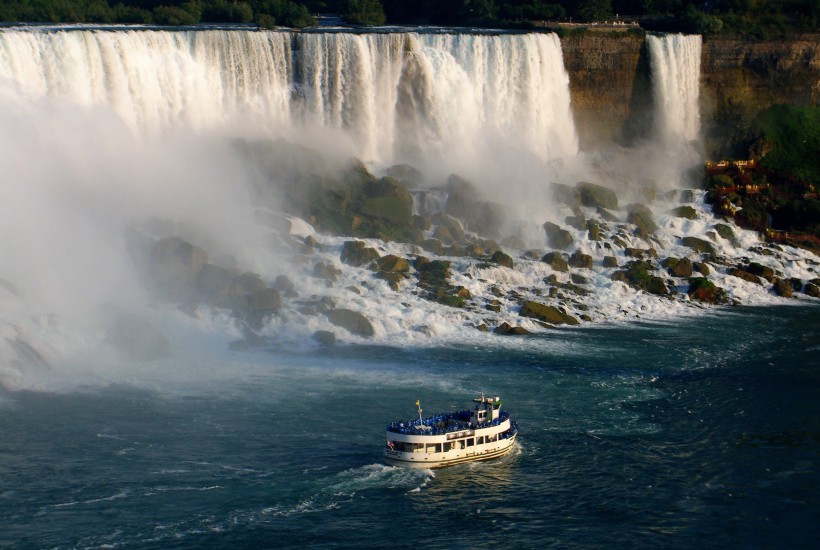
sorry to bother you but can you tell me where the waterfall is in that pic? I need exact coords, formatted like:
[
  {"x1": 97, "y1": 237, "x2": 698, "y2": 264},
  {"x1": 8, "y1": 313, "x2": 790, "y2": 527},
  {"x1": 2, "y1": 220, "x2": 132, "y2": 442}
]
[
  {"x1": 0, "y1": 28, "x2": 577, "y2": 168},
  {"x1": 647, "y1": 33, "x2": 702, "y2": 144}
]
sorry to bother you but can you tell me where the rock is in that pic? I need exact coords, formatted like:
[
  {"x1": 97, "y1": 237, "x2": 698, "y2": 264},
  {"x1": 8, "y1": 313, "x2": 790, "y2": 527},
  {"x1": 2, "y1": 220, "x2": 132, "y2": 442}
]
[
  {"x1": 587, "y1": 220, "x2": 601, "y2": 241},
  {"x1": 611, "y1": 270, "x2": 628, "y2": 283},
  {"x1": 746, "y1": 262, "x2": 776, "y2": 283},
  {"x1": 341, "y1": 240, "x2": 380, "y2": 267},
  {"x1": 621, "y1": 260, "x2": 668, "y2": 295},
  {"x1": 376, "y1": 271, "x2": 405, "y2": 290},
  {"x1": 713, "y1": 223, "x2": 736, "y2": 242},
  {"x1": 682, "y1": 236, "x2": 717, "y2": 257},
  {"x1": 373, "y1": 255, "x2": 410, "y2": 273},
  {"x1": 671, "y1": 205, "x2": 697, "y2": 219},
  {"x1": 543, "y1": 222, "x2": 573, "y2": 249},
  {"x1": 361, "y1": 176, "x2": 413, "y2": 226},
  {"x1": 597, "y1": 207, "x2": 619, "y2": 222},
  {"x1": 385, "y1": 163, "x2": 424, "y2": 185},
  {"x1": 420, "y1": 238, "x2": 445, "y2": 255},
  {"x1": 325, "y1": 308, "x2": 375, "y2": 337},
  {"x1": 432, "y1": 213, "x2": 465, "y2": 243},
  {"x1": 106, "y1": 313, "x2": 171, "y2": 362},
  {"x1": 662, "y1": 257, "x2": 693, "y2": 278},
  {"x1": 148, "y1": 237, "x2": 208, "y2": 300},
  {"x1": 693, "y1": 261, "x2": 710, "y2": 275},
  {"x1": 541, "y1": 252, "x2": 569, "y2": 272},
  {"x1": 444, "y1": 174, "x2": 505, "y2": 237},
  {"x1": 603, "y1": 255, "x2": 619, "y2": 268},
  {"x1": 494, "y1": 322, "x2": 531, "y2": 335},
  {"x1": 519, "y1": 300, "x2": 580, "y2": 325},
  {"x1": 485, "y1": 299, "x2": 502, "y2": 312},
  {"x1": 728, "y1": 267, "x2": 763, "y2": 284},
  {"x1": 565, "y1": 214, "x2": 586, "y2": 231},
  {"x1": 247, "y1": 288, "x2": 282, "y2": 314},
  {"x1": 569, "y1": 250, "x2": 593, "y2": 269},
  {"x1": 804, "y1": 282, "x2": 820, "y2": 297},
  {"x1": 679, "y1": 190, "x2": 696, "y2": 203},
  {"x1": 312, "y1": 330, "x2": 336, "y2": 347},
  {"x1": 273, "y1": 275, "x2": 297, "y2": 296},
  {"x1": 577, "y1": 181, "x2": 618, "y2": 210},
  {"x1": 313, "y1": 261, "x2": 341, "y2": 282},
  {"x1": 570, "y1": 273, "x2": 588, "y2": 285},
  {"x1": 551, "y1": 182, "x2": 581, "y2": 209},
  {"x1": 413, "y1": 214, "x2": 432, "y2": 231},
  {"x1": 687, "y1": 277, "x2": 726, "y2": 303},
  {"x1": 772, "y1": 278, "x2": 793, "y2": 298},
  {"x1": 490, "y1": 250, "x2": 515, "y2": 269},
  {"x1": 625, "y1": 247, "x2": 657, "y2": 259},
  {"x1": 626, "y1": 203, "x2": 658, "y2": 237}
]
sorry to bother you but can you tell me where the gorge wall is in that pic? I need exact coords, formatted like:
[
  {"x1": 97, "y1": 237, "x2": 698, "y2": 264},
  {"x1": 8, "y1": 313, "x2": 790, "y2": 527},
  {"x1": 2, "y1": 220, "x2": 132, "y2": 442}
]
[{"x1": 560, "y1": 31, "x2": 820, "y2": 156}]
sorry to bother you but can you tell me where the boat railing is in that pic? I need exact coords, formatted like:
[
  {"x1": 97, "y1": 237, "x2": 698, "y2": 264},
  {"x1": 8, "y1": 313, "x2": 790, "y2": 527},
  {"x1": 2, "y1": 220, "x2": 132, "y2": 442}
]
[{"x1": 387, "y1": 410, "x2": 511, "y2": 435}]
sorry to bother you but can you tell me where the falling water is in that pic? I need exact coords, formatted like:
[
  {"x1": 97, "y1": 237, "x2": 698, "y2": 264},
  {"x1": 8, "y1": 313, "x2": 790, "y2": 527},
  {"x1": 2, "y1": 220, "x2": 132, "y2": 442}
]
[
  {"x1": 0, "y1": 29, "x2": 578, "y2": 168},
  {"x1": 646, "y1": 33, "x2": 702, "y2": 144}
]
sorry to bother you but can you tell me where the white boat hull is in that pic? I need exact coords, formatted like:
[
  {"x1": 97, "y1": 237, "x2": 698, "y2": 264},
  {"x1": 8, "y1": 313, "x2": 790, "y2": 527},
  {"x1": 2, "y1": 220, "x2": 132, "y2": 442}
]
[{"x1": 384, "y1": 432, "x2": 517, "y2": 469}]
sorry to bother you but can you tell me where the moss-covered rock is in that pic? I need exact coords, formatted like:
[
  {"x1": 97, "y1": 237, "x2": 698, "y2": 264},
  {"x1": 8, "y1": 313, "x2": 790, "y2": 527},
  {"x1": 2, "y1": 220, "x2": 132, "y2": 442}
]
[
  {"x1": 603, "y1": 255, "x2": 619, "y2": 268},
  {"x1": 519, "y1": 300, "x2": 580, "y2": 325},
  {"x1": 805, "y1": 282, "x2": 820, "y2": 297},
  {"x1": 565, "y1": 214, "x2": 586, "y2": 231},
  {"x1": 373, "y1": 254, "x2": 410, "y2": 273},
  {"x1": 693, "y1": 261, "x2": 711, "y2": 275},
  {"x1": 746, "y1": 262, "x2": 777, "y2": 283},
  {"x1": 385, "y1": 163, "x2": 424, "y2": 185}
]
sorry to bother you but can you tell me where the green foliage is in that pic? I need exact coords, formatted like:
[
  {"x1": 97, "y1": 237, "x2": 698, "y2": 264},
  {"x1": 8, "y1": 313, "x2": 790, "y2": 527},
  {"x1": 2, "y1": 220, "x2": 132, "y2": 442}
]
[
  {"x1": 340, "y1": 0, "x2": 385, "y2": 25},
  {"x1": 201, "y1": 1, "x2": 254, "y2": 23},
  {"x1": 752, "y1": 105, "x2": 820, "y2": 184},
  {"x1": 574, "y1": 0, "x2": 613, "y2": 21}
]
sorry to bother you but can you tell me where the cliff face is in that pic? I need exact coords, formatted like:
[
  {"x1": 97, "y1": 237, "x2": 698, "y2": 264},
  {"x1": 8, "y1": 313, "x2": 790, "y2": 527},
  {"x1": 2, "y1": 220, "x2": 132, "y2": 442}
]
[
  {"x1": 700, "y1": 34, "x2": 820, "y2": 156},
  {"x1": 561, "y1": 31, "x2": 820, "y2": 156},
  {"x1": 560, "y1": 32, "x2": 651, "y2": 150}
]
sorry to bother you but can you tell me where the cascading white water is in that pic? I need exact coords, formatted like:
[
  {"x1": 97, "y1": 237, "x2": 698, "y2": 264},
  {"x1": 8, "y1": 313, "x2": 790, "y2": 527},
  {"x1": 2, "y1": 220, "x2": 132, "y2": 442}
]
[
  {"x1": 646, "y1": 33, "x2": 702, "y2": 144},
  {"x1": 0, "y1": 29, "x2": 577, "y2": 168}
]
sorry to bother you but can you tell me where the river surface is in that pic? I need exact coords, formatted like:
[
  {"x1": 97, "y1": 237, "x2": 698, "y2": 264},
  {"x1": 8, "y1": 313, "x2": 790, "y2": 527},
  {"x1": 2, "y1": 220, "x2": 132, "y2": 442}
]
[{"x1": 1, "y1": 305, "x2": 818, "y2": 548}]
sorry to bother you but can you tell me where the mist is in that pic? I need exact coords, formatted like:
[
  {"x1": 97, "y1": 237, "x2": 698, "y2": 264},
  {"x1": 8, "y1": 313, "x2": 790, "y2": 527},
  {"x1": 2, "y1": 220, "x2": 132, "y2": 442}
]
[{"x1": 0, "y1": 28, "x2": 706, "y2": 390}]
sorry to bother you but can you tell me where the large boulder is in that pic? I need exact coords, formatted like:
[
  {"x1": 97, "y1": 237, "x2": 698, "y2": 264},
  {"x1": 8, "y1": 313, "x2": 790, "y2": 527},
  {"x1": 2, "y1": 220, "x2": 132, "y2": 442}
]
[
  {"x1": 148, "y1": 237, "x2": 208, "y2": 300},
  {"x1": 490, "y1": 250, "x2": 514, "y2": 269},
  {"x1": 341, "y1": 240, "x2": 380, "y2": 267},
  {"x1": 662, "y1": 257, "x2": 694, "y2": 278},
  {"x1": 626, "y1": 204, "x2": 658, "y2": 237},
  {"x1": 432, "y1": 213, "x2": 466, "y2": 243},
  {"x1": 577, "y1": 182, "x2": 618, "y2": 210},
  {"x1": 373, "y1": 255, "x2": 410, "y2": 273},
  {"x1": 444, "y1": 174, "x2": 505, "y2": 237},
  {"x1": 682, "y1": 236, "x2": 718, "y2": 257},
  {"x1": 687, "y1": 277, "x2": 727, "y2": 304},
  {"x1": 670, "y1": 205, "x2": 698, "y2": 220},
  {"x1": 385, "y1": 163, "x2": 424, "y2": 186},
  {"x1": 746, "y1": 262, "x2": 777, "y2": 283},
  {"x1": 804, "y1": 282, "x2": 820, "y2": 297},
  {"x1": 543, "y1": 221, "x2": 573, "y2": 250},
  {"x1": 494, "y1": 322, "x2": 531, "y2": 335},
  {"x1": 569, "y1": 250, "x2": 593, "y2": 269},
  {"x1": 361, "y1": 176, "x2": 414, "y2": 226},
  {"x1": 551, "y1": 182, "x2": 582, "y2": 209},
  {"x1": 542, "y1": 252, "x2": 569, "y2": 272},
  {"x1": 772, "y1": 278, "x2": 794, "y2": 298},
  {"x1": 325, "y1": 308, "x2": 375, "y2": 337},
  {"x1": 519, "y1": 300, "x2": 580, "y2": 325},
  {"x1": 728, "y1": 267, "x2": 763, "y2": 284}
]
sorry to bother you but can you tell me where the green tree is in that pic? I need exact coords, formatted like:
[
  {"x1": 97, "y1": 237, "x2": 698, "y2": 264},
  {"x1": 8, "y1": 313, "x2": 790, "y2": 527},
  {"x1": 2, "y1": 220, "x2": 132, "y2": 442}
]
[
  {"x1": 575, "y1": 0, "x2": 613, "y2": 20},
  {"x1": 341, "y1": 0, "x2": 386, "y2": 25}
]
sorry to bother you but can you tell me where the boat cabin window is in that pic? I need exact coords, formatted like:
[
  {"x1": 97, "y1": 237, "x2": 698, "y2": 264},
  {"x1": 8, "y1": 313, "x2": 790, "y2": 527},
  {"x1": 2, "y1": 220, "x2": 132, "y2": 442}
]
[
  {"x1": 466, "y1": 438, "x2": 475, "y2": 447},
  {"x1": 443, "y1": 442, "x2": 453, "y2": 452},
  {"x1": 427, "y1": 443, "x2": 441, "y2": 453},
  {"x1": 477, "y1": 436, "x2": 484, "y2": 445}
]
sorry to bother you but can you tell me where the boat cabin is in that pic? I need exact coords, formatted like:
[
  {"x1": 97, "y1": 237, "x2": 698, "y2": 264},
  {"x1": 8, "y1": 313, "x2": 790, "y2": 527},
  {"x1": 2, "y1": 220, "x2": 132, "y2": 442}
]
[{"x1": 470, "y1": 394, "x2": 502, "y2": 427}]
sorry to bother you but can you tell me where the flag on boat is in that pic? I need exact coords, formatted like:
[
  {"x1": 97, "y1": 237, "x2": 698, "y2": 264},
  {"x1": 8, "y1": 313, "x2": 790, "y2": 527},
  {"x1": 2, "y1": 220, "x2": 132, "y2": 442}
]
[{"x1": 415, "y1": 400, "x2": 420, "y2": 406}]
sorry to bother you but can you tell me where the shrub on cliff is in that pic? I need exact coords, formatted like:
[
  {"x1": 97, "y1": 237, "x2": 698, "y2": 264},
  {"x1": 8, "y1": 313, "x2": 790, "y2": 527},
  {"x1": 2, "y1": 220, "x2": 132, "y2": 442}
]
[
  {"x1": 750, "y1": 105, "x2": 820, "y2": 184},
  {"x1": 341, "y1": 0, "x2": 386, "y2": 25}
]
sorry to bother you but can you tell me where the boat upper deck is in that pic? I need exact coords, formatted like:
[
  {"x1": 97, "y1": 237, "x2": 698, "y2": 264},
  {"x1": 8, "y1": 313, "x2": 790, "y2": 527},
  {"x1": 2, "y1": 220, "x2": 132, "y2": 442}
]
[{"x1": 386, "y1": 409, "x2": 511, "y2": 436}]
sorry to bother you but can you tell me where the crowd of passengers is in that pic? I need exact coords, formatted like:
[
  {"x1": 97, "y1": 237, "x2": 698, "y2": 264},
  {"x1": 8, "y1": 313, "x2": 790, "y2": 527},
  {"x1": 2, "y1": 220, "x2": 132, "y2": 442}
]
[{"x1": 387, "y1": 409, "x2": 511, "y2": 435}]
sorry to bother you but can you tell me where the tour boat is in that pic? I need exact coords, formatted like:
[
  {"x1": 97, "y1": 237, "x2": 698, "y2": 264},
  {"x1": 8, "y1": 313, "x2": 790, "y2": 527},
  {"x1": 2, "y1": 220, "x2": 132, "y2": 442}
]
[{"x1": 384, "y1": 394, "x2": 518, "y2": 468}]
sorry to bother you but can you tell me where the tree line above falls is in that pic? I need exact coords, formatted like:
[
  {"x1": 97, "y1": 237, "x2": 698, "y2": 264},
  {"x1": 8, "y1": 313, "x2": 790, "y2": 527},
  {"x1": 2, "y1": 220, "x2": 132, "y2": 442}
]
[{"x1": 1, "y1": 0, "x2": 817, "y2": 37}]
